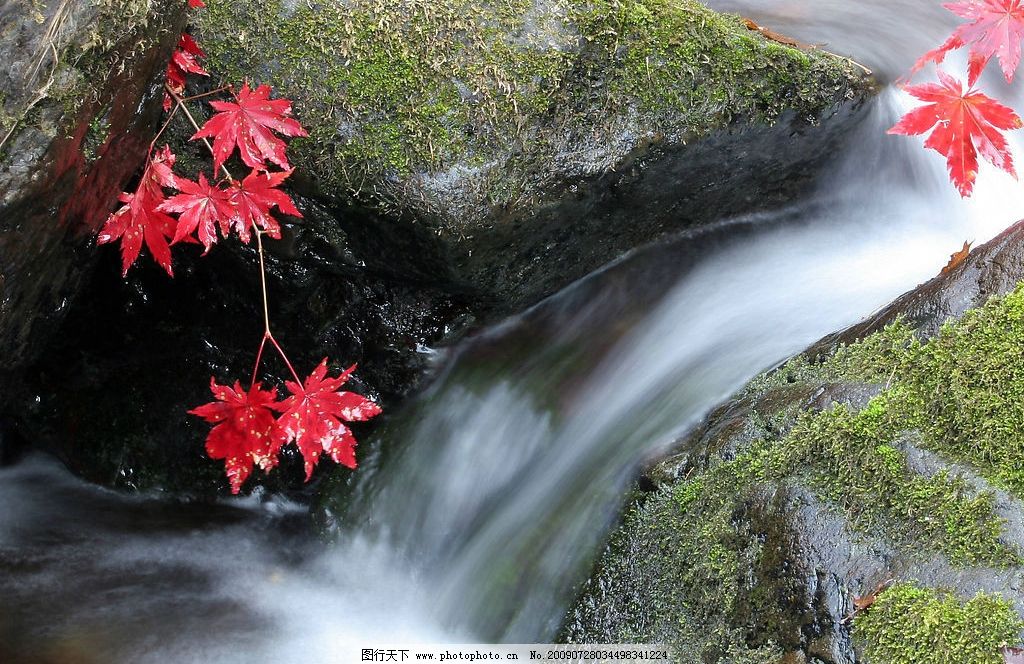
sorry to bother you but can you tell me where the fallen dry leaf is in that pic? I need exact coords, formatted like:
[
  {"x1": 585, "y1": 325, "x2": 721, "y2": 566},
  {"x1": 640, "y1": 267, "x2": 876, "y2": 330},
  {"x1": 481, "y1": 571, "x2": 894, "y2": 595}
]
[
  {"x1": 742, "y1": 18, "x2": 810, "y2": 49},
  {"x1": 849, "y1": 578, "x2": 895, "y2": 618},
  {"x1": 941, "y1": 240, "x2": 974, "y2": 275}
]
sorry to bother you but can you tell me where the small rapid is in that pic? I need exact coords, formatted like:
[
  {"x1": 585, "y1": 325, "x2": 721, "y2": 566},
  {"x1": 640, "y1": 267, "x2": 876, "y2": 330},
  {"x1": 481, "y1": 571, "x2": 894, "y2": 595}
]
[{"x1": 4, "y1": 1, "x2": 1024, "y2": 661}]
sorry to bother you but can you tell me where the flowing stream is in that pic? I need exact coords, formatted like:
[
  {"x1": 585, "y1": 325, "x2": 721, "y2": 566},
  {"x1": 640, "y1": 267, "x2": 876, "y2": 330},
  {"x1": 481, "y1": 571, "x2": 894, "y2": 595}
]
[{"x1": 4, "y1": 1, "x2": 1024, "y2": 662}]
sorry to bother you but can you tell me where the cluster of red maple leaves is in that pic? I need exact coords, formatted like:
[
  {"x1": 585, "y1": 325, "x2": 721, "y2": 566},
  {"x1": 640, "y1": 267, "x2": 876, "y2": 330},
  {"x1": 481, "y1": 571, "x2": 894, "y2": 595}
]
[
  {"x1": 890, "y1": 0, "x2": 1024, "y2": 197},
  {"x1": 98, "y1": 0, "x2": 381, "y2": 494},
  {"x1": 192, "y1": 362, "x2": 381, "y2": 494}
]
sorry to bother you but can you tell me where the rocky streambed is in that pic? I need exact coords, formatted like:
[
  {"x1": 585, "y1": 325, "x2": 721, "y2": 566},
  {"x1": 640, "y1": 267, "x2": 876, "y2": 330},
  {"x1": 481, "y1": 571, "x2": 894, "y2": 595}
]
[{"x1": 3, "y1": 1, "x2": 1024, "y2": 663}]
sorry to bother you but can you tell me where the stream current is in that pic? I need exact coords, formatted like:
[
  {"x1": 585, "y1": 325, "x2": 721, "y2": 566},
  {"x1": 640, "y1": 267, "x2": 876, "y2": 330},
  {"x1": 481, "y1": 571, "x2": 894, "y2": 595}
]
[{"x1": 3, "y1": 1, "x2": 1024, "y2": 661}]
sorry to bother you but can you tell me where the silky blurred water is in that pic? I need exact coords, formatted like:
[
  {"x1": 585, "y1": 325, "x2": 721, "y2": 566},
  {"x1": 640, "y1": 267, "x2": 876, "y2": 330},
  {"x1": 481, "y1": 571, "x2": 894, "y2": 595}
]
[{"x1": 4, "y1": 1, "x2": 1024, "y2": 661}]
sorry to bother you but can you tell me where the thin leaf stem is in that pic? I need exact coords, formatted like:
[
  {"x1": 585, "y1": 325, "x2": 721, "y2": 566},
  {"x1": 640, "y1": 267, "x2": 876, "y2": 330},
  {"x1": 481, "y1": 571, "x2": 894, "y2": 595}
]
[
  {"x1": 149, "y1": 104, "x2": 181, "y2": 153},
  {"x1": 250, "y1": 334, "x2": 268, "y2": 389},
  {"x1": 269, "y1": 333, "x2": 303, "y2": 386},
  {"x1": 164, "y1": 86, "x2": 304, "y2": 391},
  {"x1": 165, "y1": 85, "x2": 234, "y2": 182},
  {"x1": 180, "y1": 85, "x2": 232, "y2": 102},
  {"x1": 252, "y1": 230, "x2": 304, "y2": 387},
  {"x1": 255, "y1": 230, "x2": 272, "y2": 335}
]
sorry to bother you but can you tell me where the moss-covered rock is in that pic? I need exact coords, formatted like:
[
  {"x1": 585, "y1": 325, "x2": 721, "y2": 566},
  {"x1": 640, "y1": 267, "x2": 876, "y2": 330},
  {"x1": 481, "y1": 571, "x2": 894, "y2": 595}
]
[
  {"x1": 0, "y1": 0, "x2": 186, "y2": 394},
  {"x1": 191, "y1": 0, "x2": 874, "y2": 308},
  {"x1": 855, "y1": 583, "x2": 1022, "y2": 664},
  {"x1": 564, "y1": 221, "x2": 1024, "y2": 662}
]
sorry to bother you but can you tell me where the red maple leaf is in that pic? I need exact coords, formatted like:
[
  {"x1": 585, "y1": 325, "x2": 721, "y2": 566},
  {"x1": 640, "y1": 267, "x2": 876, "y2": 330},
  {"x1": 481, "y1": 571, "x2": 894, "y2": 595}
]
[
  {"x1": 146, "y1": 145, "x2": 180, "y2": 191},
  {"x1": 889, "y1": 69, "x2": 1022, "y2": 196},
  {"x1": 158, "y1": 173, "x2": 236, "y2": 251},
  {"x1": 278, "y1": 360, "x2": 382, "y2": 479},
  {"x1": 189, "y1": 379, "x2": 287, "y2": 494},
  {"x1": 166, "y1": 34, "x2": 206, "y2": 90},
  {"x1": 192, "y1": 83, "x2": 308, "y2": 173},
  {"x1": 165, "y1": 34, "x2": 208, "y2": 111},
  {"x1": 97, "y1": 146, "x2": 180, "y2": 276},
  {"x1": 914, "y1": 0, "x2": 1024, "y2": 84},
  {"x1": 188, "y1": 0, "x2": 205, "y2": 7},
  {"x1": 227, "y1": 169, "x2": 302, "y2": 242},
  {"x1": 98, "y1": 192, "x2": 177, "y2": 276}
]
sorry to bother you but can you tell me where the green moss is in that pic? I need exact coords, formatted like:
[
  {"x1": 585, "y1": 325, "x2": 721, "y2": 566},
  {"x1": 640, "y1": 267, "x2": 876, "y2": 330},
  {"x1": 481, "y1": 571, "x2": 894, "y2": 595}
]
[
  {"x1": 200, "y1": 0, "x2": 555, "y2": 178},
  {"x1": 876, "y1": 443, "x2": 903, "y2": 474},
  {"x1": 855, "y1": 583, "x2": 1023, "y2": 664},
  {"x1": 569, "y1": 412, "x2": 1017, "y2": 656},
  {"x1": 672, "y1": 477, "x2": 704, "y2": 511},
  {"x1": 641, "y1": 320, "x2": 995, "y2": 567},
  {"x1": 567, "y1": 467, "x2": 785, "y2": 658},
  {"x1": 571, "y1": 285, "x2": 1024, "y2": 655},
  {"x1": 81, "y1": 112, "x2": 110, "y2": 163},
  {"x1": 780, "y1": 400, "x2": 1015, "y2": 566},
  {"x1": 575, "y1": 0, "x2": 850, "y2": 123},
  {"x1": 746, "y1": 318, "x2": 918, "y2": 395},
  {"x1": 769, "y1": 283, "x2": 1024, "y2": 495},
  {"x1": 90, "y1": 0, "x2": 159, "y2": 48},
  {"x1": 785, "y1": 283, "x2": 1024, "y2": 495},
  {"x1": 892, "y1": 290, "x2": 1024, "y2": 495},
  {"x1": 729, "y1": 284, "x2": 1024, "y2": 562},
  {"x1": 195, "y1": 0, "x2": 864, "y2": 201}
]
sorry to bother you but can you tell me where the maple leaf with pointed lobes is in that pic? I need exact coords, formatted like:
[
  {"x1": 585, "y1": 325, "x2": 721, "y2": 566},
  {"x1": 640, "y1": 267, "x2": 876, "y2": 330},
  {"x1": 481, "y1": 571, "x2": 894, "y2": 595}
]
[
  {"x1": 147, "y1": 145, "x2": 180, "y2": 191},
  {"x1": 889, "y1": 70, "x2": 1022, "y2": 196},
  {"x1": 97, "y1": 146, "x2": 180, "y2": 276},
  {"x1": 941, "y1": 240, "x2": 974, "y2": 274},
  {"x1": 914, "y1": 0, "x2": 1024, "y2": 85},
  {"x1": 158, "y1": 173, "x2": 235, "y2": 251},
  {"x1": 192, "y1": 83, "x2": 308, "y2": 173},
  {"x1": 164, "y1": 34, "x2": 208, "y2": 111},
  {"x1": 98, "y1": 191, "x2": 177, "y2": 276},
  {"x1": 228, "y1": 169, "x2": 302, "y2": 242},
  {"x1": 166, "y1": 33, "x2": 206, "y2": 91},
  {"x1": 278, "y1": 360, "x2": 382, "y2": 480},
  {"x1": 189, "y1": 379, "x2": 288, "y2": 494}
]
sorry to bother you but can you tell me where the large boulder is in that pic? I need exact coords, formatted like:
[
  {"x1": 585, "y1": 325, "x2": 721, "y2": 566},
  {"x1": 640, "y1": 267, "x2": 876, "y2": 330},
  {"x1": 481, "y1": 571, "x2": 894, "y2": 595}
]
[
  {"x1": 0, "y1": 0, "x2": 185, "y2": 393},
  {"x1": 3, "y1": 0, "x2": 878, "y2": 497},
  {"x1": 193, "y1": 0, "x2": 875, "y2": 310},
  {"x1": 7, "y1": 197, "x2": 468, "y2": 495},
  {"x1": 564, "y1": 221, "x2": 1024, "y2": 662}
]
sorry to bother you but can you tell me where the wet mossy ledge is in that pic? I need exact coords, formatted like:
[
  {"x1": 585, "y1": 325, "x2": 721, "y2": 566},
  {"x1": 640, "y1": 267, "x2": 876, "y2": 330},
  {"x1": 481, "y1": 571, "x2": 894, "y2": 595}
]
[
  {"x1": 564, "y1": 233, "x2": 1024, "y2": 662},
  {"x1": 194, "y1": 0, "x2": 874, "y2": 308},
  {"x1": 197, "y1": 0, "x2": 858, "y2": 182}
]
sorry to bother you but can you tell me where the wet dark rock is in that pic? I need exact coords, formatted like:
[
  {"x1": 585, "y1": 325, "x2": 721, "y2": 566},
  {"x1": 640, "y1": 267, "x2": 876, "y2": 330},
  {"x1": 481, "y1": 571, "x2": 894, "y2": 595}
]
[
  {"x1": 809, "y1": 218, "x2": 1024, "y2": 353},
  {"x1": 0, "y1": 420, "x2": 26, "y2": 467},
  {"x1": 564, "y1": 221, "x2": 1024, "y2": 661},
  {"x1": 0, "y1": 0, "x2": 186, "y2": 395},
  {"x1": 7, "y1": 198, "x2": 468, "y2": 496}
]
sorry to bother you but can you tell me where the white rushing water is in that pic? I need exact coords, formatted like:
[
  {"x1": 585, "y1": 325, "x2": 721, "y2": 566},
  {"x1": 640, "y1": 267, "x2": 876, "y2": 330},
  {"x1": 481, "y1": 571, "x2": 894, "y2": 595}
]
[{"x1": 4, "y1": 1, "x2": 1024, "y2": 662}]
